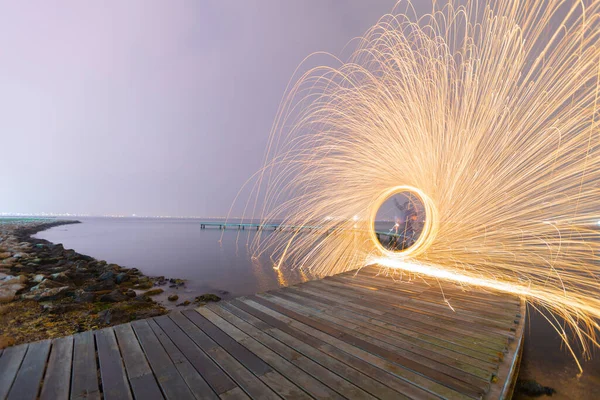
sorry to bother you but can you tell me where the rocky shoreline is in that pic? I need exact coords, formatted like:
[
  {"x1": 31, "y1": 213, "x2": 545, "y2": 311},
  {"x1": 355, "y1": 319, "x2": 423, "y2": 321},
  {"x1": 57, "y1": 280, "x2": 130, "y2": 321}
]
[{"x1": 0, "y1": 219, "x2": 199, "y2": 348}]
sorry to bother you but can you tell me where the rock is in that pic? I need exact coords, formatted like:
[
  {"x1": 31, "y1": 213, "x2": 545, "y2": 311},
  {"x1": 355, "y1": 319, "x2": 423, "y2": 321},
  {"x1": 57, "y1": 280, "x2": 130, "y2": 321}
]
[
  {"x1": 167, "y1": 294, "x2": 179, "y2": 302},
  {"x1": 135, "y1": 281, "x2": 153, "y2": 290},
  {"x1": 143, "y1": 288, "x2": 164, "y2": 297},
  {"x1": 36, "y1": 279, "x2": 63, "y2": 290},
  {"x1": 42, "y1": 302, "x2": 80, "y2": 314},
  {"x1": 50, "y1": 272, "x2": 70, "y2": 283},
  {"x1": 115, "y1": 273, "x2": 129, "y2": 284},
  {"x1": 22, "y1": 286, "x2": 70, "y2": 301},
  {"x1": 32, "y1": 274, "x2": 46, "y2": 283},
  {"x1": 74, "y1": 290, "x2": 95, "y2": 303},
  {"x1": 176, "y1": 300, "x2": 191, "y2": 307},
  {"x1": 12, "y1": 265, "x2": 35, "y2": 274},
  {"x1": 516, "y1": 380, "x2": 556, "y2": 396},
  {"x1": 4, "y1": 275, "x2": 27, "y2": 284},
  {"x1": 99, "y1": 271, "x2": 115, "y2": 281},
  {"x1": 97, "y1": 309, "x2": 113, "y2": 324},
  {"x1": 85, "y1": 280, "x2": 115, "y2": 292},
  {"x1": 0, "y1": 252, "x2": 11, "y2": 259},
  {"x1": 99, "y1": 290, "x2": 128, "y2": 303},
  {"x1": 125, "y1": 289, "x2": 136, "y2": 298},
  {"x1": 93, "y1": 290, "x2": 113, "y2": 296},
  {"x1": 0, "y1": 279, "x2": 26, "y2": 302},
  {"x1": 0, "y1": 335, "x2": 15, "y2": 349},
  {"x1": 96, "y1": 302, "x2": 165, "y2": 325},
  {"x1": 194, "y1": 293, "x2": 221, "y2": 303}
]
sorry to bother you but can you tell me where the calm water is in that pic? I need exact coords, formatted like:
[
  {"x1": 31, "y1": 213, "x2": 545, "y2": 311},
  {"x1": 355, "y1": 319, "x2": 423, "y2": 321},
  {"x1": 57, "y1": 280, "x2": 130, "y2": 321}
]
[
  {"x1": 35, "y1": 217, "x2": 600, "y2": 398},
  {"x1": 34, "y1": 217, "x2": 312, "y2": 297}
]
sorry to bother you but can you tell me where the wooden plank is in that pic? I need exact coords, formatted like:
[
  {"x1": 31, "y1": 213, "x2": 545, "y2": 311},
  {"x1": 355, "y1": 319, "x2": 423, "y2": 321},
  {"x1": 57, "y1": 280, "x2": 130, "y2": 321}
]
[
  {"x1": 236, "y1": 298, "x2": 470, "y2": 400},
  {"x1": 308, "y1": 279, "x2": 511, "y2": 349},
  {"x1": 284, "y1": 287, "x2": 498, "y2": 378},
  {"x1": 318, "y1": 278, "x2": 516, "y2": 335},
  {"x1": 95, "y1": 328, "x2": 133, "y2": 400},
  {"x1": 113, "y1": 323, "x2": 163, "y2": 400},
  {"x1": 153, "y1": 315, "x2": 239, "y2": 396},
  {"x1": 219, "y1": 387, "x2": 250, "y2": 400},
  {"x1": 184, "y1": 310, "x2": 315, "y2": 400},
  {"x1": 262, "y1": 292, "x2": 491, "y2": 395},
  {"x1": 311, "y1": 278, "x2": 511, "y2": 340},
  {"x1": 71, "y1": 331, "x2": 100, "y2": 400},
  {"x1": 213, "y1": 302, "x2": 411, "y2": 400},
  {"x1": 334, "y1": 273, "x2": 521, "y2": 319},
  {"x1": 357, "y1": 266, "x2": 521, "y2": 305},
  {"x1": 292, "y1": 283, "x2": 505, "y2": 359},
  {"x1": 350, "y1": 268, "x2": 521, "y2": 306},
  {"x1": 182, "y1": 311, "x2": 272, "y2": 377},
  {"x1": 146, "y1": 319, "x2": 220, "y2": 400},
  {"x1": 40, "y1": 336, "x2": 74, "y2": 400},
  {"x1": 0, "y1": 344, "x2": 28, "y2": 399},
  {"x1": 223, "y1": 301, "x2": 426, "y2": 400},
  {"x1": 131, "y1": 319, "x2": 196, "y2": 400},
  {"x1": 169, "y1": 312, "x2": 280, "y2": 400},
  {"x1": 249, "y1": 294, "x2": 483, "y2": 398},
  {"x1": 7, "y1": 340, "x2": 51, "y2": 400},
  {"x1": 194, "y1": 307, "x2": 355, "y2": 400},
  {"x1": 285, "y1": 284, "x2": 501, "y2": 369},
  {"x1": 288, "y1": 285, "x2": 501, "y2": 366},
  {"x1": 210, "y1": 302, "x2": 408, "y2": 400},
  {"x1": 337, "y1": 274, "x2": 519, "y2": 322},
  {"x1": 495, "y1": 298, "x2": 527, "y2": 399},
  {"x1": 278, "y1": 288, "x2": 496, "y2": 379}
]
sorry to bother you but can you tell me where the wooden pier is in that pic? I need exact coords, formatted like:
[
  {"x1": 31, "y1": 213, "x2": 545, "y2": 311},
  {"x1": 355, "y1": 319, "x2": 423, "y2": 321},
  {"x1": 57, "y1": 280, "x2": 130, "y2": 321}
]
[
  {"x1": 0, "y1": 266, "x2": 524, "y2": 400},
  {"x1": 199, "y1": 222, "x2": 405, "y2": 241},
  {"x1": 199, "y1": 222, "x2": 321, "y2": 231}
]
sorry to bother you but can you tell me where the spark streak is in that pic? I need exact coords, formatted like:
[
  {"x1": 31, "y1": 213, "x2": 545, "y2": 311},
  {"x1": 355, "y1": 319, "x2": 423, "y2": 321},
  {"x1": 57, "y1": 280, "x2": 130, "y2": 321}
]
[{"x1": 241, "y1": 0, "x2": 600, "y2": 369}]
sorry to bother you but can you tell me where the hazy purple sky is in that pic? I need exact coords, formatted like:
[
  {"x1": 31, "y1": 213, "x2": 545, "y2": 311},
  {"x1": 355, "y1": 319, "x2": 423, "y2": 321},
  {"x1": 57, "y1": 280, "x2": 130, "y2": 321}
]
[{"x1": 0, "y1": 0, "x2": 413, "y2": 217}]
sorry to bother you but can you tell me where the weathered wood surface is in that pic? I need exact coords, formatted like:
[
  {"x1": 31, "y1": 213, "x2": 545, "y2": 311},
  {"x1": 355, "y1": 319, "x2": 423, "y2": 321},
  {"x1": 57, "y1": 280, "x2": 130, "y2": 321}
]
[{"x1": 0, "y1": 267, "x2": 525, "y2": 399}]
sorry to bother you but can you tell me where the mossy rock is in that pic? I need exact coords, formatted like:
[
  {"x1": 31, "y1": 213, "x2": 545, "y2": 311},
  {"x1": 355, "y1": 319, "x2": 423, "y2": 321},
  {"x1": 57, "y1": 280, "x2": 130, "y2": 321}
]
[
  {"x1": 194, "y1": 293, "x2": 221, "y2": 303},
  {"x1": 143, "y1": 288, "x2": 164, "y2": 297},
  {"x1": 135, "y1": 281, "x2": 153, "y2": 289}
]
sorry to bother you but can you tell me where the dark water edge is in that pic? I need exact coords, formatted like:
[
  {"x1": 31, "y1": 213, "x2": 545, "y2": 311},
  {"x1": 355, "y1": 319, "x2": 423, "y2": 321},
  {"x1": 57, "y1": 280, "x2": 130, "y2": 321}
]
[
  {"x1": 34, "y1": 217, "x2": 600, "y2": 399},
  {"x1": 515, "y1": 308, "x2": 600, "y2": 399}
]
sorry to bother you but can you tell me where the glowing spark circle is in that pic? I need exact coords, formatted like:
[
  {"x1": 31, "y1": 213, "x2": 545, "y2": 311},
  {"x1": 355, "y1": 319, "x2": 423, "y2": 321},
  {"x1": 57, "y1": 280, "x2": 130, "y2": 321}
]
[{"x1": 370, "y1": 186, "x2": 438, "y2": 258}]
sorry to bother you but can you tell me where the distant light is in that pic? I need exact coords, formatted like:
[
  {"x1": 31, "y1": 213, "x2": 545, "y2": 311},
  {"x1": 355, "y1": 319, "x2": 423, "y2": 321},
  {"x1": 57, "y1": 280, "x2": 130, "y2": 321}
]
[
  {"x1": 353, "y1": 215, "x2": 359, "y2": 221},
  {"x1": 597, "y1": 220, "x2": 600, "y2": 226}
]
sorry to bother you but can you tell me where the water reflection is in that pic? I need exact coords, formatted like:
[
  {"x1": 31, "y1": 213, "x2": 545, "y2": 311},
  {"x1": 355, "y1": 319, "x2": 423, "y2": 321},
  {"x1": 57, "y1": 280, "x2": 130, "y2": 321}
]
[{"x1": 34, "y1": 217, "x2": 317, "y2": 298}]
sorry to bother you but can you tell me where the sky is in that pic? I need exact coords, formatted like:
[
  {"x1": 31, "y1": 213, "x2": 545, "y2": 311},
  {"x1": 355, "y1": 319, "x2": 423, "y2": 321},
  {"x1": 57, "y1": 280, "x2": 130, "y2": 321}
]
[{"x1": 0, "y1": 0, "x2": 412, "y2": 217}]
